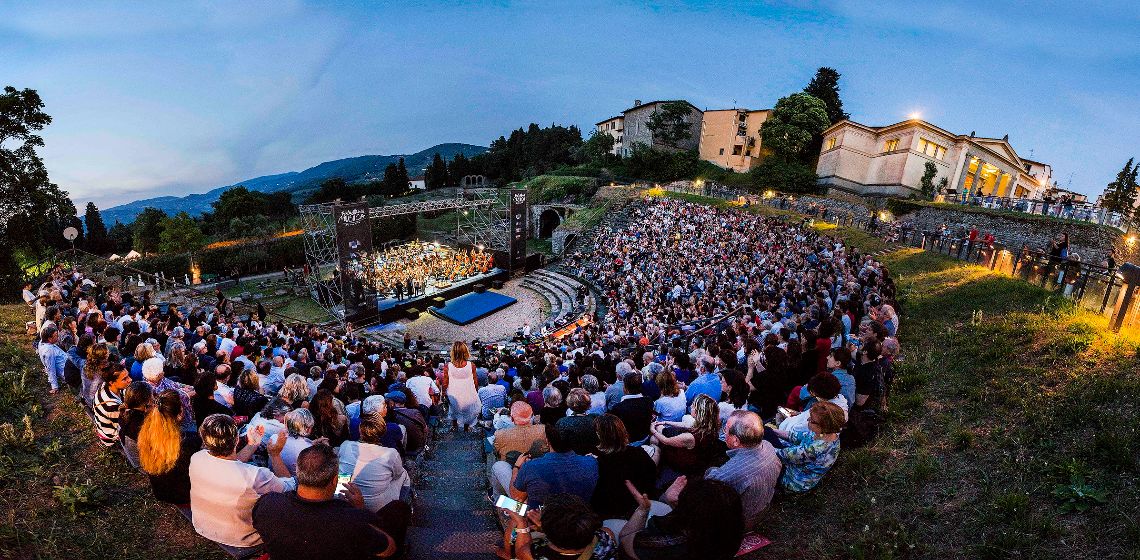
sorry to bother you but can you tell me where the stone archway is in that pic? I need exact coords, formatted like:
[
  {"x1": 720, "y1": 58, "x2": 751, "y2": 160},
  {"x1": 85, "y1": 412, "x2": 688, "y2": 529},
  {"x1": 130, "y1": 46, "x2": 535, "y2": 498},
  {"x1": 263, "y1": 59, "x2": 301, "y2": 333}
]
[{"x1": 538, "y1": 208, "x2": 562, "y2": 239}]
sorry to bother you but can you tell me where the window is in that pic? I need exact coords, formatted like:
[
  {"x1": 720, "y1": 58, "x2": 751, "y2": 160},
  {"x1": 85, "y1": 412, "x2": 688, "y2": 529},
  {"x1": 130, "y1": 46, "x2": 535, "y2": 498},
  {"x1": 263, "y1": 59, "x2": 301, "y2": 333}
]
[
  {"x1": 732, "y1": 145, "x2": 743, "y2": 156},
  {"x1": 825, "y1": 137, "x2": 837, "y2": 150},
  {"x1": 883, "y1": 138, "x2": 900, "y2": 152},
  {"x1": 918, "y1": 138, "x2": 947, "y2": 160},
  {"x1": 719, "y1": 148, "x2": 725, "y2": 155}
]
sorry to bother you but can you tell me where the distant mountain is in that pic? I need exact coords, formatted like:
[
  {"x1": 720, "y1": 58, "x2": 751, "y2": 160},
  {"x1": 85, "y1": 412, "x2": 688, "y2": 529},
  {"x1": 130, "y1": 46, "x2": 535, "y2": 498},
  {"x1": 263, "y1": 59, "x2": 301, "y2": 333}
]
[{"x1": 100, "y1": 143, "x2": 487, "y2": 226}]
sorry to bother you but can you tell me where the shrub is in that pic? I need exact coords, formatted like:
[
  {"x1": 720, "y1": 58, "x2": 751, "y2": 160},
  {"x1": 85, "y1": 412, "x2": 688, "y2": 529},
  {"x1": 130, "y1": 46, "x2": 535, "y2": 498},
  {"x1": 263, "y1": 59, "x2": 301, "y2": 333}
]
[{"x1": 53, "y1": 479, "x2": 106, "y2": 517}]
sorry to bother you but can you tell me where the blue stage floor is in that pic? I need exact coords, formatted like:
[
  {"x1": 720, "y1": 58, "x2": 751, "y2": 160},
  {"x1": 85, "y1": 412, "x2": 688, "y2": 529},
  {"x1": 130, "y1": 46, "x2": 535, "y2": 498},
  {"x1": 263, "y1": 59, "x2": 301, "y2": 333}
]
[{"x1": 428, "y1": 291, "x2": 517, "y2": 325}]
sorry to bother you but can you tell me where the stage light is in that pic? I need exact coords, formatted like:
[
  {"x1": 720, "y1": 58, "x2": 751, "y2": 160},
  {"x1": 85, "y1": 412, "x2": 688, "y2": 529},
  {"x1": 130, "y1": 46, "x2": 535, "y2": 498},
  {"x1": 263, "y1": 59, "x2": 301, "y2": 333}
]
[{"x1": 477, "y1": 244, "x2": 484, "y2": 251}]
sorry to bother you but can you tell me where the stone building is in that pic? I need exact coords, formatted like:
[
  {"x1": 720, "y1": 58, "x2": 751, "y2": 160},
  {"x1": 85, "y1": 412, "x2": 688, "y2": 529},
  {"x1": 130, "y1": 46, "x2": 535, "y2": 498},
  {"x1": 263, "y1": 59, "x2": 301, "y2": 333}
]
[
  {"x1": 698, "y1": 108, "x2": 771, "y2": 172},
  {"x1": 617, "y1": 100, "x2": 703, "y2": 156},
  {"x1": 816, "y1": 118, "x2": 1052, "y2": 199},
  {"x1": 594, "y1": 115, "x2": 624, "y2": 156}
]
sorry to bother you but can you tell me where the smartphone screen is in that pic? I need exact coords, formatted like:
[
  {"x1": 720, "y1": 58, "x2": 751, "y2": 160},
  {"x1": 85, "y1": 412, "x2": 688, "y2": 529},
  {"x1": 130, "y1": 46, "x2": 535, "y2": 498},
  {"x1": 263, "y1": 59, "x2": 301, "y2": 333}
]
[
  {"x1": 335, "y1": 473, "x2": 351, "y2": 495},
  {"x1": 495, "y1": 494, "x2": 528, "y2": 516}
]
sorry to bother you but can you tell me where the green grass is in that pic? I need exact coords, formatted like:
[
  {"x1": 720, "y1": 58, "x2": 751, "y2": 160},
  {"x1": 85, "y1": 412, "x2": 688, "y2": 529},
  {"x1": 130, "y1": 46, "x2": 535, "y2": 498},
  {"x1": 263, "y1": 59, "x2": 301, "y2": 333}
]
[
  {"x1": 515, "y1": 175, "x2": 598, "y2": 204},
  {"x1": 755, "y1": 247, "x2": 1140, "y2": 559},
  {"x1": 0, "y1": 305, "x2": 224, "y2": 560}
]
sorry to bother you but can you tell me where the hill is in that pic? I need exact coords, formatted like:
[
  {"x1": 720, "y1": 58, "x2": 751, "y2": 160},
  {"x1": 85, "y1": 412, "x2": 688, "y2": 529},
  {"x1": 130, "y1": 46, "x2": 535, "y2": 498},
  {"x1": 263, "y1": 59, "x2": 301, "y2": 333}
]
[{"x1": 100, "y1": 143, "x2": 486, "y2": 226}]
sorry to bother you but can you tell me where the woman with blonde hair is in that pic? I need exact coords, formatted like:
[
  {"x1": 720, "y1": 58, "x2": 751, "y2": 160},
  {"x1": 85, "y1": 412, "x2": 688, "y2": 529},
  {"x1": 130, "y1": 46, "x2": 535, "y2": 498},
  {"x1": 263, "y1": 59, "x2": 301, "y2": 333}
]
[
  {"x1": 279, "y1": 373, "x2": 311, "y2": 408},
  {"x1": 130, "y1": 341, "x2": 156, "y2": 380},
  {"x1": 649, "y1": 394, "x2": 727, "y2": 478},
  {"x1": 82, "y1": 342, "x2": 109, "y2": 407},
  {"x1": 138, "y1": 390, "x2": 202, "y2": 505},
  {"x1": 441, "y1": 341, "x2": 479, "y2": 432}
]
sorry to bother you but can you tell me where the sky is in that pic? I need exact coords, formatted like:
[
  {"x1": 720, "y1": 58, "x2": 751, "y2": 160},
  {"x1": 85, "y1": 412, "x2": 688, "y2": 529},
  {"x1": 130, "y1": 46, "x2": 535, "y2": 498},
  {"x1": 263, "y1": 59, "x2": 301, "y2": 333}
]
[{"x1": 2, "y1": 0, "x2": 1138, "y2": 211}]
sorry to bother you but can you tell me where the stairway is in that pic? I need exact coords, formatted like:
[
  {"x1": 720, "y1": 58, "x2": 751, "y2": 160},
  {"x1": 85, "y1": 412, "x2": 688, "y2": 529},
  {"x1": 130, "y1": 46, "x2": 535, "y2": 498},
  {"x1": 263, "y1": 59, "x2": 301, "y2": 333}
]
[
  {"x1": 406, "y1": 428, "x2": 499, "y2": 559},
  {"x1": 519, "y1": 268, "x2": 594, "y2": 324}
]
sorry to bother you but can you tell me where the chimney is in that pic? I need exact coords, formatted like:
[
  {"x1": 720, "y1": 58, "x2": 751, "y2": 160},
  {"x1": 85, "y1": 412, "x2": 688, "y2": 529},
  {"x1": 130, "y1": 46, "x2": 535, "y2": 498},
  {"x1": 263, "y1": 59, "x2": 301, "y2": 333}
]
[
  {"x1": 970, "y1": 131, "x2": 975, "y2": 137},
  {"x1": 1002, "y1": 134, "x2": 1009, "y2": 141},
  {"x1": 634, "y1": 99, "x2": 642, "y2": 107}
]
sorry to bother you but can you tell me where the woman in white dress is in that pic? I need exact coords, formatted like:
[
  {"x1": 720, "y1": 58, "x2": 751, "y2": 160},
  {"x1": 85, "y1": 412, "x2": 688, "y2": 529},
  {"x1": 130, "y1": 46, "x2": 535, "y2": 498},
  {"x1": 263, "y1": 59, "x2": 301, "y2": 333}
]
[{"x1": 442, "y1": 341, "x2": 479, "y2": 431}]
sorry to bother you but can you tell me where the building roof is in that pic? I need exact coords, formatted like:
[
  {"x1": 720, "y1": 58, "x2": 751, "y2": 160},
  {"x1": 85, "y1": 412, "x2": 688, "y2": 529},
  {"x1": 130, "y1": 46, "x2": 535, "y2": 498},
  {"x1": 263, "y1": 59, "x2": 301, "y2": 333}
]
[
  {"x1": 621, "y1": 99, "x2": 702, "y2": 114},
  {"x1": 703, "y1": 107, "x2": 771, "y2": 114},
  {"x1": 594, "y1": 115, "x2": 624, "y2": 126},
  {"x1": 824, "y1": 118, "x2": 1033, "y2": 171},
  {"x1": 409, "y1": 175, "x2": 425, "y2": 181}
]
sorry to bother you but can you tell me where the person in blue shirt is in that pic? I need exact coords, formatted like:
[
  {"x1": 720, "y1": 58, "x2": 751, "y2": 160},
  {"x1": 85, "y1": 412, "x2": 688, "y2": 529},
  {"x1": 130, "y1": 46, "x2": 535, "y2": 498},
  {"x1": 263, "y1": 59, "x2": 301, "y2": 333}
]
[
  {"x1": 685, "y1": 363, "x2": 723, "y2": 406},
  {"x1": 38, "y1": 326, "x2": 68, "y2": 394},
  {"x1": 510, "y1": 423, "x2": 598, "y2": 510}
]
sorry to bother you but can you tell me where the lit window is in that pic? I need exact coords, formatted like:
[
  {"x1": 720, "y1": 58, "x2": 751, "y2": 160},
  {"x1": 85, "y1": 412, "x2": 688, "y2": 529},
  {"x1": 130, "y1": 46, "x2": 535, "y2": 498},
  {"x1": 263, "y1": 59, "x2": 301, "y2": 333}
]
[
  {"x1": 825, "y1": 137, "x2": 837, "y2": 150},
  {"x1": 719, "y1": 148, "x2": 725, "y2": 155},
  {"x1": 732, "y1": 145, "x2": 743, "y2": 155},
  {"x1": 918, "y1": 138, "x2": 947, "y2": 160},
  {"x1": 883, "y1": 139, "x2": 900, "y2": 152}
]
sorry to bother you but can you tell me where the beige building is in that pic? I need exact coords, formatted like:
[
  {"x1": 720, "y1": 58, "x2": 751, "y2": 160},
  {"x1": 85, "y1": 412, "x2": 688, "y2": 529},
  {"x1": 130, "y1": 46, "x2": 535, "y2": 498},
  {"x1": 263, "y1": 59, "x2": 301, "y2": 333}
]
[
  {"x1": 698, "y1": 108, "x2": 771, "y2": 172},
  {"x1": 816, "y1": 118, "x2": 1051, "y2": 199},
  {"x1": 594, "y1": 115, "x2": 624, "y2": 156}
]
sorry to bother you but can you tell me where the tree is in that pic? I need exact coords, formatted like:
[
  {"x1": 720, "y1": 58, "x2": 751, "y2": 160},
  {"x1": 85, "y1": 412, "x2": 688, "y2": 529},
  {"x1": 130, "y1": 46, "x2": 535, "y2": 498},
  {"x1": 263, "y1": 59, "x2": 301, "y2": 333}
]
[
  {"x1": 0, "y1": 85, "x2": 76, "y2": 283},
  {"x1": 107, "y1": 221, "x2": 132, "y2": 253},
  {"x1": 919, "y1": 161, "x2": 939, "y2": 199},
  {"x1": 379, "y1": 163, "x2": 405, "y2": 198},
  {"x1": 306, "y1": 177, "x2": 365, "y2": 204},
  {"x1": 751, "y1": 158, "x2": 819, "y2": 194},
  {"x1": 646, "y1": 102, "x2": 695, "y2": 149},
  {"x1": 448, "y1": 153, "x2": 471, "y2": 185},
  {"x1": 1101, "y1": 158, "x2": 1139, "y2": 216},
  {"x1": 158, "y1": 212, "x2": 205, "y2": 255},
  {"x1": 760, "y1": 93, "x2": 831, "y2": 162},
  {"x1": 132, "y1": 207, "x2": 168, "y2": 254},
  {"x1": 471, "y1": 123, "x2": 583, "y2": 182},
  {"x1": 577, "y1": 130, "x2": 616, "y2": 166},
  {"x1": 424, "y1": 153, "x2": 449, "y2": 190},
  {"x1": 803, "y1": 67, "x2": 849, "y2": 125},
  {"x1": 396, "y1": 157, "x2": 410, "y2": 190},
  {"x1": 84, "y1": 202, "x2": 110, "y2": 254}
]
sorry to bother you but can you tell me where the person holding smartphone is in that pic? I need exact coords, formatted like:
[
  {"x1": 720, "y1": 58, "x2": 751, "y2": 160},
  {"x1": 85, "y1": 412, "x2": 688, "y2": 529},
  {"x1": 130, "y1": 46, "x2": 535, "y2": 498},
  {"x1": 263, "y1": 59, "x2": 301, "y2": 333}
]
[{"x1": 499, "y1": 493, "x2": 617, "y2": 560}]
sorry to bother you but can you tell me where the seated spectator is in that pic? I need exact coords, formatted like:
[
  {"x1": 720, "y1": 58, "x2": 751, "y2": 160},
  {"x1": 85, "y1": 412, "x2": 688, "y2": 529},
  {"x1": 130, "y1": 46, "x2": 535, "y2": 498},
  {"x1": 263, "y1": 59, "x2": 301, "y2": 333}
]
[
  {"x1": 189, "y1": 414, "x2": 294, "y2": 553},
  {"x1": 192, "y1": 370, "x2": 234, "y2": 428},
  {"x1": 783, "y1": 373, "x2": 848, "y2": 436},
  {"x1": 685, "y1": 362, "x2": 722, "y2": 405},
  {"x1": 826, "y1": 346, "x2": 857, "y2": 407},
  {"x1": 361, "y1": 395, "x2": 406, "y2": 456},
  {"x1": 591, "y1": 414, "x2": 657, "y2": 520},
  {"x1": 92, "y1": 363, "x2": 132, "y2": 447},
  {"x1": 539, "y1": 386, "x2": 567, "y2": 428},
  {"x1": 652, "y1": 369, "x2": 686, "y2": 422},
  {"x1": 769, "y1": 401, "x2": 845, "y2": 493},
  {"x1": 280, "y1": 408, "x2": 316, "y2": 476},
  {"x1": 704, "y1": 410, "x2": 780, "y2": 531},
  {"x1": 338, "y1": 406, "x2": 410, "y2": 513},
  {"x1": 142, "y1": 357, "x2": 195, "y2": 432},
  {"x1": 246, "y1": 398, "x2": 290, "y2": 445},
  {"x1": 611, "y1": 372, "x2": 653, "y2": 445},
  {"x1": 511, "y1": 423, "x2": 598, "y2": 511},
  {"x1": 386, "y1": 391, "x2": 428, "y2": 455},
  {"x1": 138, "y1": 390, "x2": 202, "y2": 505},
  {"x1": 117, "y1": 380, "x2": 155, "y2": 466},
  {"x1": 650, "y1": 394, "x2": 727, "y2": 479},
  {"x1": 279, "y1": 373, "x2": 311, "y2": 409},
  {"x1": 717, "y1": 369, "x2": 749, "y2": 432},
  {"x1": 310, "y1": 389, "x2": 350, "y2": 447},
  {"x1": 582, "y1": 374, "x2": 607, "y2": 415},
  {"x1": 231, "y1": 367, "x2": 269, "y2": 418},
  {"x1": 620, "y1": 478, "x2": 744, "y2": 560},
  {"x1": 253, "y1": 444, "x2": 408, "y2": 560},
  {"x1": 490, "y1": 402, "x2": 549, "y2": 500},
  {"x1": 478, "y1": 368, "x2": 508, "y2": 420},
  {"x1": 501, "y1": 493, "x2": 618, "y2": 560},
  {"x1": 556, "y1": 388, "x2": 599, "y2": 455}
]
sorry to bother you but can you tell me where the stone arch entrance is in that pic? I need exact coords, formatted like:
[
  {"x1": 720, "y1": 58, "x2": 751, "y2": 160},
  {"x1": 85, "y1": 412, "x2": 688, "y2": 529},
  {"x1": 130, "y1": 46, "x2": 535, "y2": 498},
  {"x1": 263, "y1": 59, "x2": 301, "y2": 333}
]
[{"x1": 538, "y1": 208, "x2": 562, "y2": 239}]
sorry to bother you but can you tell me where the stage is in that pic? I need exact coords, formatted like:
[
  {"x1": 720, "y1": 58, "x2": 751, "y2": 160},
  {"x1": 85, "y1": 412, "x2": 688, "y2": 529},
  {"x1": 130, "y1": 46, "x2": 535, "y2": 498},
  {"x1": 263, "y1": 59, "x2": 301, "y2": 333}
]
[{"x1": 368, "y1": 267, "x2": 510, "y2": 324}]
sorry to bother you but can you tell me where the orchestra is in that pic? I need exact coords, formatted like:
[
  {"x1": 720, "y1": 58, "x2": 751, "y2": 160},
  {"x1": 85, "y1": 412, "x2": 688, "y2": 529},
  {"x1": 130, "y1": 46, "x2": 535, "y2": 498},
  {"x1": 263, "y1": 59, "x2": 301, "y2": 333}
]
[{"x1": 351, "y1": 241, "x2": 493, "y2": 300}]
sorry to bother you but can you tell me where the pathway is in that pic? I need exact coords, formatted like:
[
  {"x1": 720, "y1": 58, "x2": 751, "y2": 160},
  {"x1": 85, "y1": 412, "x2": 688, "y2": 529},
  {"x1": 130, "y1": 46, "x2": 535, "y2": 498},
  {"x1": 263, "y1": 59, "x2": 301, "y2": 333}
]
[{"x1": 407, "y1": 427, "x2": 499, "y2": 559}]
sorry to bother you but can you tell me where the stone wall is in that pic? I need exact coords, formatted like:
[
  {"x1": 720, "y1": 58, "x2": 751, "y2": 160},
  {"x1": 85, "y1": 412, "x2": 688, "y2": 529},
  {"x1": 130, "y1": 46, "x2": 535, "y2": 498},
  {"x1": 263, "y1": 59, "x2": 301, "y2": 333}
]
[{"x1": 897, "y1": 205, "x2": 1138, "y2": 263}]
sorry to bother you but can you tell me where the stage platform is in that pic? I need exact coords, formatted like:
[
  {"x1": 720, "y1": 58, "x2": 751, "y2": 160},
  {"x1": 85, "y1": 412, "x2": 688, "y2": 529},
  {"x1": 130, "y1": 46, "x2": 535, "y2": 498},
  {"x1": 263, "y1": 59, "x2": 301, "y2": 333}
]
[
  {"x1": 429, "y1": 291, "x2": 517, "y2": 325},
  {"x1": 367, "y1": 267, "x2": 510, "y2": 324}
]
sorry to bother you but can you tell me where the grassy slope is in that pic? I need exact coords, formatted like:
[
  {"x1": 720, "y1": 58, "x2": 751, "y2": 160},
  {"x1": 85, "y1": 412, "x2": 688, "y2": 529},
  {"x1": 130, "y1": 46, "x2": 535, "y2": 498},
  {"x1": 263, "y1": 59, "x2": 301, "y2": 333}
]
[
  {"x1": 758, "y1": 247, "x2": 1140, "y2": 559},
  {"x1": 0, "y1": 305, "x2": 223, "y2": 560}
]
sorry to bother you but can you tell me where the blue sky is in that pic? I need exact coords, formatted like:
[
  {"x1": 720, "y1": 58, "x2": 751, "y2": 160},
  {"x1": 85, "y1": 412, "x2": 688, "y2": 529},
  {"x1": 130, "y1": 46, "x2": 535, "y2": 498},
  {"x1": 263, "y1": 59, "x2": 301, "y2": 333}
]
[{"x1": 2, "y1": 1, "x2": 1137, "y2": 211}]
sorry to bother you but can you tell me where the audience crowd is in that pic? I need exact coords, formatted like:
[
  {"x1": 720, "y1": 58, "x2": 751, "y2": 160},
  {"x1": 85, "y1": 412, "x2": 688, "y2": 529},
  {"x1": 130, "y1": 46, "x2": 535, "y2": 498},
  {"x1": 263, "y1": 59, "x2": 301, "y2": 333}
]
[{"x1": 27, "y1": 195, "x2": 901, "y2": 559}]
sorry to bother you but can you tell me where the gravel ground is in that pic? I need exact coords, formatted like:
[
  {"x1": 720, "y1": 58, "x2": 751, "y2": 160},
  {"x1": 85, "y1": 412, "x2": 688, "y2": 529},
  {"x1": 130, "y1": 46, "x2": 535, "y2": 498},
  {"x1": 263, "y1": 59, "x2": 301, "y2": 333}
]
[{"x1": 399, "y1": 277, "x2": 548, "y2": 348}]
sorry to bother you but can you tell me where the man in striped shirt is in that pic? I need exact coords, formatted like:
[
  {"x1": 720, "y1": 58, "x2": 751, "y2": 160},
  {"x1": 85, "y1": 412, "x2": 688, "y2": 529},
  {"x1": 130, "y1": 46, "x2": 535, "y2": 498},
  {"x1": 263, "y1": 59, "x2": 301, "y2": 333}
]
[
  {"x1": 705, "y1": 410, "x2": 782, "y2": 532},
  {"x1": 93, "y1": 365, "x2": 132, "y2": 447}
]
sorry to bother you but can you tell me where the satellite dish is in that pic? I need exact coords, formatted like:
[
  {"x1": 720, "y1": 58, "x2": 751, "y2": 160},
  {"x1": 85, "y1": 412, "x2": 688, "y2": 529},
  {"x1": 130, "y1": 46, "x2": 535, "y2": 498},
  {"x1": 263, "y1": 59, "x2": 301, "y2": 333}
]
[{"x1": 63, "y1": 227, "x2": 79, "y2": 241}]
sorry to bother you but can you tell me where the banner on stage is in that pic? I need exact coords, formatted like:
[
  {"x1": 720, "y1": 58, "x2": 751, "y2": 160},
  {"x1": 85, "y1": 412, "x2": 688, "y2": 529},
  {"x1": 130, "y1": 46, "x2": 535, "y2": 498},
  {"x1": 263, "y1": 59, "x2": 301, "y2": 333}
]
[
  {"x1": 510, "y1": 189, "x2": 528, "y2": 270},
  {"x1": 334, "y1": 201, "x2": 373, "y2": 306}
]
